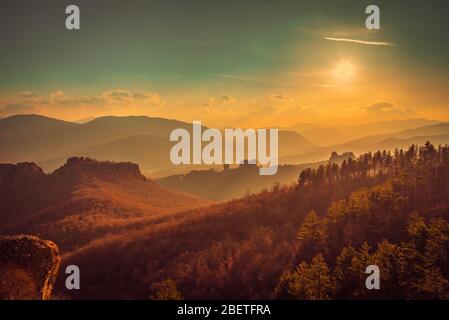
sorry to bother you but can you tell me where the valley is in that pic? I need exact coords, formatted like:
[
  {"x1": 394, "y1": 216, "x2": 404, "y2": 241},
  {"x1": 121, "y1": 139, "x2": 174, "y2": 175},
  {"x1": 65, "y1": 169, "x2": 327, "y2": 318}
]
[{"x1": 1, "y1": 115, "x2": 449, "y2": 300}]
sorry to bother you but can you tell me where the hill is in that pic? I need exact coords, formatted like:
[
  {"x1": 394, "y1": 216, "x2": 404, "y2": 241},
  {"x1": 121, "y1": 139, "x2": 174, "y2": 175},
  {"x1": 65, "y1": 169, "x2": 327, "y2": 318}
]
[
  {"x1": 290, "y1": 118, "x2": 443, "y2": 146},
  {"x1": 0, "y1": 114, "x2": 77, "y2": 138},
  {"x1": 0, "y1": 115, "x2": 316, "y2": 172},
  {"x1": 0, "y1": 157, "x2": 209, "y2": 251},
  {"x1": 156, "y1": 162, "x2": 307, "y2": 201},
  {"x1": 282, "y1": 123, "x2": 449, "y2": 164},
  {"x1": 56, "y1": 143, "x2": 449, "y2": 299},
  {"x1": 39, "y1": 134, "x2": 175, "y2": 173},
  {"x1": 155, "y1": 152, "x2": 351, "y2": 201},
  {"x1": 0, "y1": 115, "x2": 191, "y2": 170},
  {"x1": 277, "y1": 130, "x2": 316, "y2": 156}
]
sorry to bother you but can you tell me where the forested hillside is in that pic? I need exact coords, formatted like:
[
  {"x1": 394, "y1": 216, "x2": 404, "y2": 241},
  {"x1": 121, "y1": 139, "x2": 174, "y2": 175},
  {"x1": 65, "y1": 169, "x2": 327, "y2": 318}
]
[
  {"x1": 278, "y1": 142, "x2": 449, "y2": 299},
  {"x1": 57, "y1": 142, "x2": 449, "y2": 299},
  {"x1": 0, "y1": 157, "x2": 209, "y2": 251}
]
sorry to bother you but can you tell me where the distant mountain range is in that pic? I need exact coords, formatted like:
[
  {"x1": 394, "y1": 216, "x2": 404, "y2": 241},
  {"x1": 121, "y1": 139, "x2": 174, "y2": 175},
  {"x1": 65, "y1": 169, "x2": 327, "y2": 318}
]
[
  {"x1": 1, "y1": 114, "x2": 449, "y2": 177},
  {"x1": 289, "y1": 118, "x2": 443, "y2": 146},
  {"x1": 0, "y1": 114, "x2": 316, "y2": 172},
  {"x1": 283, "y1": 122, "x2": 449, "y2": 164},
  {"x1": 0, "y1": 114, "x2": 190, "y2": 170}
]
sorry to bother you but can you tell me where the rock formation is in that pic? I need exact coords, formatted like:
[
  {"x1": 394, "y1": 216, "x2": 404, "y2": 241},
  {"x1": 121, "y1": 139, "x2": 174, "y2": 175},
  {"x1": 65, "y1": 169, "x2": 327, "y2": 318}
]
[
  {"x1": 329, "y1": 151, "x2": 356, "y2": 165},
  {"x1": 0, "y1": 162, "x2": 45, "y2": 185},
  {"x1": 52, "y1": 156, "x2": 147, "y2": 182},
  {"x1": 0, "y1": 235, "x2": 61, "y2": 300}
]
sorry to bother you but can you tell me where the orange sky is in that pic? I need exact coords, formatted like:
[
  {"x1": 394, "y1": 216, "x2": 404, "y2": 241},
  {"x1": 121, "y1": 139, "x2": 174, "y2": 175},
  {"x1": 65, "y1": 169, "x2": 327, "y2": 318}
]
[{"x1": 1, "y1": 0, "x2": 448, "y2": 128}]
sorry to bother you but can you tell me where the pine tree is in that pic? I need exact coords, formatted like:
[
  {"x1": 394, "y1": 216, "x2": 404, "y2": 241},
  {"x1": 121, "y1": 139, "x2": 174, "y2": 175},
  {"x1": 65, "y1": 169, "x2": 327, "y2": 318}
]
[
  {"x1": 297, "y1": 210, "x2": 322, "y2": 261},
  {"x1": 150, "y1": 278, "x2": 184, "y2": 300},
  {"x1": 302, "y1": 254, "x2": 334, "y2": 299},
  {"x1": 334, "y1": 245, "x2": 358, "y2": 298},
  {"x1": 275, "y1": 254, "x2": 334, "y2": 300}
]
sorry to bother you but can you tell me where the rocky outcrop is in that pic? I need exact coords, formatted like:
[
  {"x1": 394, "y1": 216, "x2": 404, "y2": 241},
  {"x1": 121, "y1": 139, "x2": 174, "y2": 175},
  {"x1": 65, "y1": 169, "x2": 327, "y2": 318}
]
[
  {"x1": 0, "y1": 235, "x2": 61, "y2": 300},
  {"x1": 0, "y1": 162, "x2": 45, "y2": 185},
  {"x1": 0, "y1": 158, "x2": 147, "y2": 185},
  {"x1": 52, "y1": 157, "x2": 146, "y2": 182},
  {"x1": 329, "y1": 151, "x2": 356, "y2": 165}
]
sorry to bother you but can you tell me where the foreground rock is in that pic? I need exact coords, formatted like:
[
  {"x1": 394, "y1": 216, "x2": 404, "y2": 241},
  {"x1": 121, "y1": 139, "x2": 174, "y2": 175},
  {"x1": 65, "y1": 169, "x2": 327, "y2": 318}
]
[{"x1": 0, "y1": 235, "x2": 61, "y2": 300}]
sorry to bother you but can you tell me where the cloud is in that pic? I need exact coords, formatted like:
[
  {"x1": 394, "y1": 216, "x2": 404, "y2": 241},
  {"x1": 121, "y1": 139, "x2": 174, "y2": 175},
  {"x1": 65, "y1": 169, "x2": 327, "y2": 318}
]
[
  {"x1": 324, "y1": 37, "x2": 396, "y2": 46},
  {"x1": 365, "y1": 102, "x2": 395, "y2": 112},
  {"x1": 0, "y1": 103, "x2": 35, "y2": 116},
  {"x1": 106, "y1": 89, "x2": 132, "y2": 99},
  {"x1": 364, "y1": 102, "x2": 417, "y2": 118},
  {"x1": 202, "y1": 98, "x2": 215, "y2": 107},
  {"x1": 0, "y1": 89, "x2": 165, "y2": 118},
  {"x1": 270, "y1": 94, "x2": 292, "y2": 101},
  {"x1": 51, "y1": 93, "x2": 104, "y2": 106},
  {"x1": 19, "y1": 91, "x2": 36, "y2": 98},
  {"x1": 220, "y1": 95, "x2": 237, "y2": 103},
  {"x1": 295, "y1": 105, "x2": 317, "y2": 113},
  {"x1": 202, "y1": 95, "x2": 252, "y2": 108},
  {"x1": 214, "y1": 73, "x2": 270, "y2": 83},
  {"x1": 101, "y1": 89, "x2": 164, "y2": 107},
  {"x1": 50, "y1": 90, "x2": 65, "y2": 99},
  {"x1": 43, "y1": 89, "x2": 164, "y2": 108}
]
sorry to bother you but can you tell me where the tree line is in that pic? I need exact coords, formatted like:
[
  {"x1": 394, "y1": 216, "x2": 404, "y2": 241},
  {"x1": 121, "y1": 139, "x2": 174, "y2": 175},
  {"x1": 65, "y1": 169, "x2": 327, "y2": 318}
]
[{"x1": 277, "y1": 142, "x2": 449, "y2": 299}]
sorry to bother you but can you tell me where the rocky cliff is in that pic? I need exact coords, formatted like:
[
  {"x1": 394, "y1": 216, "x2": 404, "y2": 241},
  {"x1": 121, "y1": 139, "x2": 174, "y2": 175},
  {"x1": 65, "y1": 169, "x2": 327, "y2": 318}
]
[
  {"x1": 0, "y1": 235, "x2": 61, "y2": 300},
  {"x1": 0, "y1": 162, "x2": 45, "y2": 185},
  {"x1": 51, "y1": 157, "x2": 147, "y2": 182}
]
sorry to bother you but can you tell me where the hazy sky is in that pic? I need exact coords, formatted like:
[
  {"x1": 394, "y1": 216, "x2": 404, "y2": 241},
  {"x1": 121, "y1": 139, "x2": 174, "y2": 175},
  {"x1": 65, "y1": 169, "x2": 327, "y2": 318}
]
[{"x1": 0, "y1": 0, "x2": 448, "y2": 127}]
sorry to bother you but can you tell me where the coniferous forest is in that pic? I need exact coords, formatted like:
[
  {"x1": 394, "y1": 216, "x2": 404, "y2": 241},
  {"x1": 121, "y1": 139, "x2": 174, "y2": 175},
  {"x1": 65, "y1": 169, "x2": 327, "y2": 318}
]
[
  {"x1": 278, "y1": 142, "x2": 449, "y2": 299},
  {"x1": 47, "y1": 142, "x2": 449, "y2": 300}
]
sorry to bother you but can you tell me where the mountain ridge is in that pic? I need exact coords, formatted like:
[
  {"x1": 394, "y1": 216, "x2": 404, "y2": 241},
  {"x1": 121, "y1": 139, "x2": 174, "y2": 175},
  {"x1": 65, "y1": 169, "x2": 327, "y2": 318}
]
[
  {"x1": 0, "y1": 157, "x2": 210, "y2": 251},
  {"x1": 0, "y1": 114, "x2": 317, "y2": 172},
  {"x1": 290, "y1": 118, "x2": 445, "y2": 146}
]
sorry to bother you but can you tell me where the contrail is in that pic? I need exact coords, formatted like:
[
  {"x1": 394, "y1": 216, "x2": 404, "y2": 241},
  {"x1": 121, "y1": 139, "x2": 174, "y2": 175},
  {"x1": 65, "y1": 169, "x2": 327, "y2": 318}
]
[{"x1": 324, "y1": 37, "x2": 395, "y2": 46}]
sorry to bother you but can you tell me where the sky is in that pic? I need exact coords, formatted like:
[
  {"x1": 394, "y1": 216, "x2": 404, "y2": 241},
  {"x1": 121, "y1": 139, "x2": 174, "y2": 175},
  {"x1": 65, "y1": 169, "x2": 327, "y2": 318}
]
[{"x1": 0, "y1": 0, "x2": 448, "y2": 127}]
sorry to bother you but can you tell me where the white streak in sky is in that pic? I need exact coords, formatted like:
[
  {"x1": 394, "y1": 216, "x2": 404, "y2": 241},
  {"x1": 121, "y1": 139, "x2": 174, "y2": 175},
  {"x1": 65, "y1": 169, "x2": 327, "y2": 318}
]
[{"x1": 324, "y1": 37, "x2": 396, "y2": 46}]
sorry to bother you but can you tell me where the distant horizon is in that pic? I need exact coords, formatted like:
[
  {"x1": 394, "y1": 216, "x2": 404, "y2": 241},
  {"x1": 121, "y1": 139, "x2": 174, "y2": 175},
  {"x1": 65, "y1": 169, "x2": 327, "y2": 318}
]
[
  {"x1": 2, "y1": 111, "x2": 449, "y2": 176},
  {"x1": 1, "y1": 112, "x2": 447, "y2": 129}
]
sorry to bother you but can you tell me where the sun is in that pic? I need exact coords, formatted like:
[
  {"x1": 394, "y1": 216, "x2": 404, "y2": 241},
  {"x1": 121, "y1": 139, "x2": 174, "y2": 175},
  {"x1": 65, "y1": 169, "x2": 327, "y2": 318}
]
[{"x1": 332, "y1": 60, "x2": 356, "y2": 82}]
